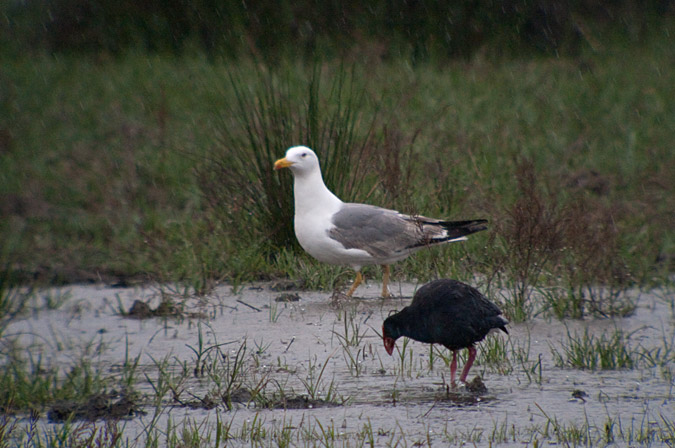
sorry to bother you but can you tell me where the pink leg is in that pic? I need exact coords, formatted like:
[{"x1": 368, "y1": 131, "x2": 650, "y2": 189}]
[
  {"x1": 450, "y1": 350, "x2": 458, "y2": 387},
  {"x1": 459, "y1": 346, "x2": 477, "y2": 383}
]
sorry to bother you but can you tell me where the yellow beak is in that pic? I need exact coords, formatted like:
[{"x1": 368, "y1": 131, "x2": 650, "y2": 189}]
[{"x1": 274, "y1": 157, "x2": 294, "y2": 170}]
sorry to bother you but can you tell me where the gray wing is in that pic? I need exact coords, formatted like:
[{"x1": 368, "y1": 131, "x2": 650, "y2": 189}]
[{"x1": 327, "y1": 203, "x2": 444, "y2": 258}]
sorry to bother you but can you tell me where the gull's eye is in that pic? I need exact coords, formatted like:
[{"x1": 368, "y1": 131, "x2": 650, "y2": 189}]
[{"x1": 301, "y1": 152, "x2": 308, "y2": 158}]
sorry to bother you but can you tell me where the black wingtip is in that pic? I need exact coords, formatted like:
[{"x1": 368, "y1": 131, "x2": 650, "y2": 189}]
[{"x1": 439, "y1": 219, "x2": 489, "y2": 237}]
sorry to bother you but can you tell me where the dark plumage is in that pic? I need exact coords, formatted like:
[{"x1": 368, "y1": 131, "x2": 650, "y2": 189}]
[{"x1": 382, "y1": 279, "x2": 508, "y2": 385}]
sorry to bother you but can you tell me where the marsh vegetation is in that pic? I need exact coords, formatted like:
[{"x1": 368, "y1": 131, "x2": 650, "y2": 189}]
[{"x1": 1, "y1": 1, "x2": 674, "y2": 445}]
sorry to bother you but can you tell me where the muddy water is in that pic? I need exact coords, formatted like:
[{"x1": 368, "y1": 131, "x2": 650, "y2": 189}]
[{"x1": 6, "y1": 281, "x2": 675, "y2": 445}]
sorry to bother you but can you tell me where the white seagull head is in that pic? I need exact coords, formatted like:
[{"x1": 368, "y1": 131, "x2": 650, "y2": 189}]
[{"x1": 273, "y1": 146, "x2": 320, "y2": 177}]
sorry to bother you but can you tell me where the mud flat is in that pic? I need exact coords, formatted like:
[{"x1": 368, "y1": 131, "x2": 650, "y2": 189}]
[{"x1": 3, "y1": 281, "x2": 674, "y2": 446}]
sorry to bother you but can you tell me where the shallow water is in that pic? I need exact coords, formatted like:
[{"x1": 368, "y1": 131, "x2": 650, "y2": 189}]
[{"x1": 5, "y1": 281, "x2": 674, "y2": 446}]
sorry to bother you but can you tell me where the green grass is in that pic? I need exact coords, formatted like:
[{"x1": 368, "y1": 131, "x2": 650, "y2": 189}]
[
  {"x1": 0, "y1": 278, "x2": 32, "y2": 339},
  {"x1": 551, "y1": 327, "x2": 636, "y2": 370},
  {"x1": 199, "y1": 63, "x2": 379, "y2": 253},
  {"x1": 1, "y1": 24, "x2": 674, "y2": 307},
  {"x1": 0, "y1": 350, "x2": 109, "y2": 413},
  {"x1": 550, "y1": 326, "x2": 675, "y2": 371},
  {"x1": 299, "y1": 353, "x2": 343, "y2": 403},
  {"x1": 5, "y1": 408, "x2": 674, "y2": 448}
]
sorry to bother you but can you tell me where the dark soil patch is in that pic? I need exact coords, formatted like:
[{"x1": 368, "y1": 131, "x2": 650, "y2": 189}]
[
  {"x1": 228, "y1": 388, "x2": 253, "y2": 403},
  {"x1": 172, "y1": 388, "x2": 342, "y2": 411},
  {"x1": 432, "y1": 376, "x2": 491, "y2": 405},
  {"x1": 229, "y1": 388, "x2": 343, "y2": 410},
  {"x1": 123, "y1": 299, "x2": 205, "y2": 320},
  {"x1": 465, "y1": 376, "x2": 488, "y2": 394},
  {"x1": 275, "y1": 293, "x2": 301, "y2": 302},
  {"x1": 265, "y1": 395, "x2": 342, "y2": 410},
  {"x1": 571, "y1": 389, "x2": 588, "y2": 401},
  {"x1": 174, "y1": 394, "x2": 220, "y2": 410},
  {"x1": 5, "y1": 266, "x2": 148, "y2": 288},
  {"x1": 269, "y1": 279, "x2": 305, "y2": 291},
  {"x1": 47, "y1": 390, "x2": 145, "y2": 423},
  {"x1": 125, "y1": 299, "x2": 178, "y2": 319},
  {"x1": 172, "y1": 390, "x2": 244, "y2": 411}
]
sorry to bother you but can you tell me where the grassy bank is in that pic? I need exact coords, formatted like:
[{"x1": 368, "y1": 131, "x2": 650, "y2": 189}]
[{"x1": 1, "y1": 26, "x2": 673, "y2": 304}]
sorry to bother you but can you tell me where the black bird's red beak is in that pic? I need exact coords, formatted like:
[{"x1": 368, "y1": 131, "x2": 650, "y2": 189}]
[{"x1": 383, "y1": 336, "x2": 396, "y2": 355}]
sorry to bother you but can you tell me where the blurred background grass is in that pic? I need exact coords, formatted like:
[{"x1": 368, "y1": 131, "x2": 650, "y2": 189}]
[
  {"x1": 1, "y1": 0, "x2": 672, "y2": 61},
  {"x1": 0, "y1": 1, "x2": 673, "y2": 306}
]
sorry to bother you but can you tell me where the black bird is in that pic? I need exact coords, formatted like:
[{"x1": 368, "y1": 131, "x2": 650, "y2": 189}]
[{"x1": 382, "y1": 279, "x2": 508, "y2": 385}]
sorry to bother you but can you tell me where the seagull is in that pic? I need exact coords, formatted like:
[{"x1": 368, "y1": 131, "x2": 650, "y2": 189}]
[{"x1": 273, "y1": 146, "x2": 487, "y2": 297}]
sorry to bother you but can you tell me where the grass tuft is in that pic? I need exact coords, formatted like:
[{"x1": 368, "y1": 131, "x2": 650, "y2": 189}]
[
  {"x1": 0, "y1": 280, "x2": 32, "y2": 340},
  {"x1": 197, "y1": 63, "x2": 379, "y2": 255},
  {"x1": 551, "y1": 327, "x2": 637, "y2": 370},
  {"x1": 0, "y1": 350, "x2": 111, "y2": 414},
  {"x1": 487, "y1": 158, "x2": 645, "y2": 321}
]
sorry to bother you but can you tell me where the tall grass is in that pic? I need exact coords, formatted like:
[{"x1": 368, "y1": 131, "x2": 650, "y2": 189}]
[
  {"x1": 4, "y1": 0, "x2": 670, "y2": 62},
  {"x1": 197, "y1": 62, "x2": 379, "y2": 253},
  {"x1": 487, "y1": 159, "x2": 636, "y2": 321},
  {"x1": 0, "y1": 351, "x2": 109, "y2": 413},
  {"x1": 551, "y1": 327, "x2": 637, "y2": 370},
  {"x1": 1, "y1": 27, "x2": 673, "y2": 294},
  {"x1": 0, "y1": 273, "x2": 31, "y2": 339}
]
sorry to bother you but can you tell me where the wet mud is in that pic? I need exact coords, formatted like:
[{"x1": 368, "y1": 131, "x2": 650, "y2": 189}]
[
  {"x1": 48, "y1": 390, "x2": 145, "y2": 423},
  {"x1": 4, "y1": 280, "x2": 674, "y2": 444}
]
